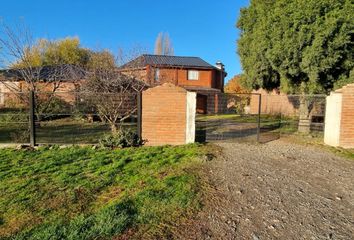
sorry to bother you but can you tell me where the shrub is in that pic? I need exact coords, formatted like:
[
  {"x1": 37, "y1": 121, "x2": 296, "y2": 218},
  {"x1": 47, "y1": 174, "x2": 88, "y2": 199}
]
[
  {"x1": 10, "y1": 129, "x2": 30, "y2": 143},
  {"x1": 99, "y1": 129, "x2": 144, "y2": 149},
  {"x1": 0, "y1": 111, "x2": 28, "y2": 124}
]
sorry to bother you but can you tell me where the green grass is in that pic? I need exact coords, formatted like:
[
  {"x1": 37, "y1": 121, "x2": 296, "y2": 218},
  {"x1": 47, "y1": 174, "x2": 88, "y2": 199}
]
[
  {"x1": 196, "y1": 113, "x2": 289, "y2": 125},
  {"x1": 0, "y1": 144, "x2": 206, "y2": 239},
  {"x1": 330, "y1": 147, "x2": 354, "y2": 160}
]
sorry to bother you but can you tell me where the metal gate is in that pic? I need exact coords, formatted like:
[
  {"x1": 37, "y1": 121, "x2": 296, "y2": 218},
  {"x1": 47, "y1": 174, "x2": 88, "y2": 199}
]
[{"x1": 195, "y1": 93, "x2": 281, "y2": 143}]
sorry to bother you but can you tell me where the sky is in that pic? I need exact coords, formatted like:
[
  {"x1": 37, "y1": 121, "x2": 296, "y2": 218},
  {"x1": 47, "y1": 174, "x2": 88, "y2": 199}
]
[{"x1": 0, "y1": 0, "x2": 250, "y2": 82}]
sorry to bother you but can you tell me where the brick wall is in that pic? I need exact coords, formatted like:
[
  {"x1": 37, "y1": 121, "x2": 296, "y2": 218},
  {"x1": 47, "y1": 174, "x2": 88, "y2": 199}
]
[
  {"x1": 249, "y1": 89, "x2": 297, "y2": 115},
  {"x1": 142, "y1": 83, "x2": 196, "y2": 146},
  {"x1": 339, "y1": 84, "x2": 354, "y2": 148}
]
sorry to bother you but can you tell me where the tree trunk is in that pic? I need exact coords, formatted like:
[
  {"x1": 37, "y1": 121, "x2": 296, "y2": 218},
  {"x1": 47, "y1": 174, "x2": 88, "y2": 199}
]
[
  {"x1": 298, "y1": 94, "x2": 311, "y2": 134},
  {"x1": 110, "y1": 124, "x2": 118, "y2": 134}
]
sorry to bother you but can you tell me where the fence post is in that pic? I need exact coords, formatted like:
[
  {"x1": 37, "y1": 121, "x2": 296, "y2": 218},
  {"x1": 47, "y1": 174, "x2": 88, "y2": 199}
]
[
  {"x1": 29, "y1": 90, "x2": 36, "y2": 147},
  {"x1": 257, "y1": 94, "x2": 262, "y2": 143},
  {"x1": 137, "y1": 91, "x2": 142, "y2": 140}
]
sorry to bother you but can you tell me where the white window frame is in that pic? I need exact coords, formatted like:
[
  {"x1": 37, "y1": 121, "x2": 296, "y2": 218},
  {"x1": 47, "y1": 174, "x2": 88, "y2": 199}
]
[{"x1": 188, "y1": 70, "x2": 199, "y2": 81}]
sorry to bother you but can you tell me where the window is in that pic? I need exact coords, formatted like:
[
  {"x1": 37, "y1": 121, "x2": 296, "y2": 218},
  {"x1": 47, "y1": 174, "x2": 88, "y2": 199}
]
[
  {"x1": 188, "y1": 70, "x2": 199, "y2": 80},
  {"x1": 155, "y1": 68, "x2": 160, "y2": 82}
]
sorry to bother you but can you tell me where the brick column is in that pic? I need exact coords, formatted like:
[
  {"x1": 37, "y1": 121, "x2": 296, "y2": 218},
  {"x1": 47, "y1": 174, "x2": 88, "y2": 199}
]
[
  {"x1": 142, "y1": 83, "x2": 196, "y2": 146},
  {"x1": 339, "y1": 84, "x2": 354, "y2": 148},
  {"x1": 325, "y1": 83, "x2": 354, "y2": 149}
]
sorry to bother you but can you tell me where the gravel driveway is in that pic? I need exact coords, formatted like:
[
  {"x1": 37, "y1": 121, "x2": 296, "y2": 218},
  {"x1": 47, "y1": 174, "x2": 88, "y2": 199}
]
[{"x1": 177, "y1": 140, "x2": 354, "y2": 240}]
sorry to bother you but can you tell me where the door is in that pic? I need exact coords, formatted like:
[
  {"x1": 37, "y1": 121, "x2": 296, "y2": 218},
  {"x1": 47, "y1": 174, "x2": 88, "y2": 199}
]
[{"x1": 196, "y1": 94, "x2": 207, "y2": 114}]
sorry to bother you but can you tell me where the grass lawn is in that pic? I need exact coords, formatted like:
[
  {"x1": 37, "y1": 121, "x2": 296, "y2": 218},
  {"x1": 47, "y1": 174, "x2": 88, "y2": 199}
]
[
  {"x1": 196, "y1": 114, "x2": 288, "y2": 126},
  {"x1": 0, "y1": 118, "x2": 136, "y2": 144},
  {"x1": 0, "y1": 144, "x2": 206, "y2": 239}
]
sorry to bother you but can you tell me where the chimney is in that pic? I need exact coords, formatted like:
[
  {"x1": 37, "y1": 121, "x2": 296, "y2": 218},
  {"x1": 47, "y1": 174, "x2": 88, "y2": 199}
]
[
  {"x1": 215, "y1": 61, "x2": 225, "y2": 71},
  {"x1": 215, "y1": 61, "x2": 226, "y2": 93}
]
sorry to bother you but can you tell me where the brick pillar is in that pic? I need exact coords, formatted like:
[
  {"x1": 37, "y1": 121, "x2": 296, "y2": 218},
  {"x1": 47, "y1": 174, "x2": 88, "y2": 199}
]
[
  {"x1": 214, "y1": 94, "x2": 219, "y2": 114},
  {"x1": 325, "y1": 83, "x2": 354, "y2": 149},
  {"x1": 142, "y1": 83, "x2": 196, "y2": 146},
  {"x1": 339, "y1": 84, "x2": 354, "y2": 148}
]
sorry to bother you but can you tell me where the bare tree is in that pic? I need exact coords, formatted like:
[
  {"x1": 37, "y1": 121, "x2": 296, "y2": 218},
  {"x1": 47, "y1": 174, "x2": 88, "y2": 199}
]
[
  {"x1": 154, "y1": 32, "x2": 174, "y2": 56},
  {"x1": 154, "y1": 33, "x2": 163, "y2": 55},
  {"x1": 163, "y1": 33, "x2": 174, "y2": 56},
  {"x1": 0, "y1": 22, "x2": 84, "y2": 118},
  {"x1": 84, "y1": 50, "x2": 146, "y2": 133},
  {"x1": 0, "y1": 22, "x2": 43, "y2": 92}
]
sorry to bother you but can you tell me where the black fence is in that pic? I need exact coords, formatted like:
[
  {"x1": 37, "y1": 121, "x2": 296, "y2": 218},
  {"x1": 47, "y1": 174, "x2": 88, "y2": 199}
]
[
  {"x1": 195, "y1": 93, "x2": 326, "y2": 143},
  {"x1": 0, "y1": 90, "x2": 326, "y2": 146},
  {"x1": 0, "y1": 91, "x2": 140, "y2": 145},
  {"x1": 195, "y1": 93, "x2": 264, "y2": 143},
  {"x1": 261, "y1": 94, "x2": 326, "y2": 138}
]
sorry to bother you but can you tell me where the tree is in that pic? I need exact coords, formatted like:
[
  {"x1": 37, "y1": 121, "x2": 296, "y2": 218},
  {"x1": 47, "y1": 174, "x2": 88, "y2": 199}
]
[
  {"x1": 10, "y1": 37, "x2": 90, "y2": 69},
  {"x1": 0, "y1": 23, "x2": 85, "y2": 119},
  {"x1": 237, "y1": 0, "x2": 354, "y2": 132},
  {"x1": 84, "y1": 50, "x2": 146, "y2": 133},
  {"x1": 87, "y1": 50, "x2": 116, "y2": 70},
  {"x1": 42, "y1": 37, "x2": 90, "y2": 67},
  {"x1": 154, "y1": 32, "x2": 174, "y2": 55},
  {"x1": 224, "y1": 74, "x2": 249, "y2": 93},
  {"x1": 237, "y1": 0, "x2": 354, "y2": 94}
]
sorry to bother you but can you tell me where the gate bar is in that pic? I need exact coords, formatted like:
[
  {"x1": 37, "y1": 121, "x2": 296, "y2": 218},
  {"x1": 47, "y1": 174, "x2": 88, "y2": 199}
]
[{"x1": 256, "y1": 94, "x2": 262, "y2": 143}]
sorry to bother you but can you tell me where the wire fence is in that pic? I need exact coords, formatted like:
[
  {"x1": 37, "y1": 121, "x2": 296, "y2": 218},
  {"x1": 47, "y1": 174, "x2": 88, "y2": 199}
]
[
  {"x1": 195, "y1": 93, "x2": 326, "y2": 143},
  {"x1": 195, "y1": 93, "x2": 263, "y2": 143},
  {"x1": 0, "y1": 90, "x2": 327, "y2": 145},
  {"x1": 260, "y1": 94, "x2": 326, "y2": 138},
  {"x1": 0, "y1": 91, "x2": 139, "y2": 145}
]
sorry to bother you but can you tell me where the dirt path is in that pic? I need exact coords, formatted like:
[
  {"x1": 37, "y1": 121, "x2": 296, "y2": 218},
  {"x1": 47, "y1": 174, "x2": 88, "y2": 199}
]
[{"x1": 177, "y1": 140, "x2": 354, "y2": 240}]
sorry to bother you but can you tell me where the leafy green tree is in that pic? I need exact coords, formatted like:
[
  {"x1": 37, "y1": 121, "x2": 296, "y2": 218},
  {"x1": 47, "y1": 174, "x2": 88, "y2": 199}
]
[
  {"x1": 12, "y1": 37, "x2": 90, "y2": 68},
  {"x1": 237, "y1": 0, "x2": 354, "y2": 94},
  {"x1": 43, "y1": 37, "x2": 90, "y2": 66},
  {"x1": 87, "y1": 50, "x2": 116, "y2": 70}
]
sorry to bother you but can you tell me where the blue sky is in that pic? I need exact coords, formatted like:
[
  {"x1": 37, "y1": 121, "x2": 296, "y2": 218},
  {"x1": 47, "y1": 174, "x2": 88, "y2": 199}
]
[{"x1": 0, "y1": 0, "x2": 249, "y2": 81}]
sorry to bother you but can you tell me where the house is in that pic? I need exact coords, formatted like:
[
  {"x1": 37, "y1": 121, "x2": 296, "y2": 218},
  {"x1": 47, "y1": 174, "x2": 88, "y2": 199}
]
[
  {"x1": 1, "y1": 55, "x2": 227, "y2": 114},
  {"x1": 119, "y1": 54, "x2": 227, "y2": 114},
  {"x1": 0, "y1": 65, "x2": 85, "y2": 106}
]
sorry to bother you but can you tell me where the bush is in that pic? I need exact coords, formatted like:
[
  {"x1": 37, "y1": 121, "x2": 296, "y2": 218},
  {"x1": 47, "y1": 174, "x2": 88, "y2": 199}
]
[
  {"x1": 0, "y1": 111, "x2": 28, "y2": 124},
  {"x1": 99, "y1": 129, "x2": 144, "y2": 149}
]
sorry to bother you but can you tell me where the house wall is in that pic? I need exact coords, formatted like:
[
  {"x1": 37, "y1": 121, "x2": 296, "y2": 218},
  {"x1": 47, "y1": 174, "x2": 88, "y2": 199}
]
[
  {"x1": 119, "y1": 68, "x2": 151, "y2": 85},
  {"x1": 175, "y1": 69, "x2": 213, "y2": 88},
  {"x1": 120, "y1": 66, "x2": 223, "y2": 91},
  {"x1": 0, "y1": 81, "x2": 81, "y2": 106}
]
